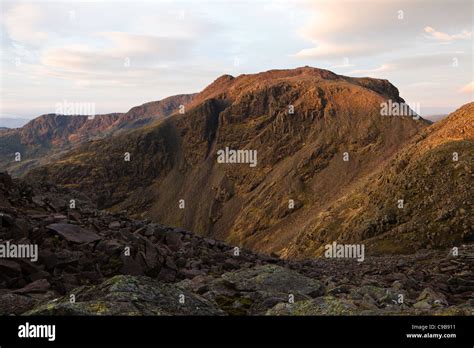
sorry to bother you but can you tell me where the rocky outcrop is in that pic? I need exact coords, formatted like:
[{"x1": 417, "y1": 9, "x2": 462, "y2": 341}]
[
  {"x1": 22, "y1": 245, "x2": 474, "y2": 316},
  {"x1": 25, "y1": 275, "x2": 224, "y2": 316}
]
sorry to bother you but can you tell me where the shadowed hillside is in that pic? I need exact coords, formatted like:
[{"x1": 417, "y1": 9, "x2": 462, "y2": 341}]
[{"x1": 285, "y1": 103, "x2": 474, "y2": 258}]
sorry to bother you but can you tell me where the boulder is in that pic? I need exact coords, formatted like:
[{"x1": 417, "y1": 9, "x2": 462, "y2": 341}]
[{"x1": 47, "y1": 223, "x2": 101, "y2": 244}]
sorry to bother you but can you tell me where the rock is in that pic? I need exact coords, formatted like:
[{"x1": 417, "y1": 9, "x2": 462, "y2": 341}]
[
  {"x1": 180, "y1": 269, "x2": 206, "y2": 279},
  {"x1": 108, "y1": 221, "x2": 121, "y2": 229},
  {"x1": 47, "y1": 223, "x2": 102, "y2": 244},
  {"x1": 119, "y1": 254, "x2": 145, "y2": 276},
  {"x1": 350, "y1": 285, "x2": 398, "y2": 306},
  {"x1": 223, "y1": 258, "x2": 240, "y2": 270},
  {"x1": 416, "y1": 287, "x2": 448, "y2": 307},
  {"x1": 157, "y1": 267, "x2": 176, "y2": 282},
  {"x1": 413, "y1": 300, "x2": 432, "y2": 310},
  {"x1": 165, "y1": 232, "x2": 183, "y2": 251},
  {"x1": 194, "y1": 264, "x2": 326, "y2": 315},
  {"x1": 266, "y1": 296, "x2": 358, "y2": 315},
  {"x1": 0, "y1": 213, "x2": 15, "y2": 227},
  {"x1": 29, "y1": 271, "x2": 51, "y2": 282},
  {"x1": 15, "y1": 259, "x2": 42, "y2": 275},
  {"x1": 0, "y1": 293, "x2": 38, "y2": 315},
  {"x1": 391, "y1": 280, "x2": 403, "y2": 291},
  {"x1": 53, "y1": 214, "x2": 67, "y2": 221},
  {"x1": 25, "y1": 275, "x2": 225, "y2": 316},
  {"x1": 328, "y1": 284, "x2": 352, "y2": 295},
  {"x1": 221, "y1": 264, "x2": 325, "y2": 297},
  {"x1": 0, "y1": 259, "x2": 22, "y2": 275},
  {"x1": 13, "y1": 279, "x2": 50, "y2": 294}
]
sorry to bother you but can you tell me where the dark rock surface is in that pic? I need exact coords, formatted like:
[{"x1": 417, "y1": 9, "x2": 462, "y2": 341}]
[{"x1": 0, "y1": 173, "x2": 472, "y2": 316}]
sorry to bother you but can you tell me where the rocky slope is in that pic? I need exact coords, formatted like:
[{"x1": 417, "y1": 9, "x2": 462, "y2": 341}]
[
  {"x1": 25, "y1": 67, "x2": 428, "y2": 256},
  {"x1": 0, "y1": 94, "x2": 195, "y2": 176},
  {"x1": 285, "y1": 102, "x2": 473, "y2": 258},
  {"x1": 0, "y1": 173, "x2": 472, "y2": 316}
]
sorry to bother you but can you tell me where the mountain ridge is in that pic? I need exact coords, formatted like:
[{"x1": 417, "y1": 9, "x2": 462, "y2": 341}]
[
  {"x1": 0, "y1": 94, "x2": 196, "y2": 176},
  {"x1": 25, "y1": 66, "x2": 435, "y2": 258}
]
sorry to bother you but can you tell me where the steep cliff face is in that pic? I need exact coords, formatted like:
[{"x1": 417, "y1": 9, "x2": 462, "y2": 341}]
[
  {"x1": 284, "y1": 103, "x2": 474, "y2": 258},
  {"x1": 25, "y1": 67, "x2": 431, "y2": 256}
]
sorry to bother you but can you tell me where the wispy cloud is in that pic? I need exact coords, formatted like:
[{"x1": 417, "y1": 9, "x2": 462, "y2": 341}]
[
  {"x1": 0, "y1": 0, "x2": 472, "y2": 118},
  {"x1": 349, "y1": 64, "x2": 393, "y2": 76},
  {"x1": 460, "y1": 81, "x2": 474, "y2": 94},
  {"x1": 424, "y1": 26, "x2": 471, "y2": 42},
  {"x1": 3, "y1": 3, "x2": 49, "y2": 46}
]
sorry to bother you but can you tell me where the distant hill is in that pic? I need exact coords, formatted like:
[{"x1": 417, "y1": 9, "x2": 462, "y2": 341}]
[
  {"x1": 0, "y1": 94, "x2": 196, "y2": 176},
  {"x1": 424, "y1": 114, "x2": 448, "y2": 122}
]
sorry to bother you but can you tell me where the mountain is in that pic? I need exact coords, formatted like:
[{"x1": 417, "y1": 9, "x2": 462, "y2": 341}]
[
  {"x1": 25, "y1": 67, "x2": 429, "y2": 256},
  {"x1": 284, "y1": 102, "x2": 474, "y2": 258},
  {"x1": 0, "y1": 94, "x2": 195, "y2": 176},
  {"x1": 0, "y1": 113, "x2": 122, "y2": 176},
  {"x1": 113, "y1": 93, "x2": 196, "y2": 132}
]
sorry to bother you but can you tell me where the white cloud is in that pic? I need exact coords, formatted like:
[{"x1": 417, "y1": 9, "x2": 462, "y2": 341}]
[
  {"x1": 348, "y1": 52, "x2": 470, "y2": 77},
  {"x1": 424, "y1": 26, "x2": 471, "y2": 42},
  {"x1": 295, "y1": 42, "x2": 381, "y2": 59},
  {"x1": 460, "y1": 81, "x2": 474, "y2": 94},
  {"x1": 35, "y1": 31, "x2": 195, "y2": 89},
  {"x1": 97, "y1": 31, "x2": 191, "y2": 59},
  {"x1": 1, "y1": 0, "x2": 472, "y2": 118},
  {"x1": 294, "y1": 0, "x2": 473, "y2": 61},
  {"x1": 3, "y1": 4, "x2": 49, "y2": 46},
  {"x1": 349, "y1": 64, "x2": 393, "y2": 77}
]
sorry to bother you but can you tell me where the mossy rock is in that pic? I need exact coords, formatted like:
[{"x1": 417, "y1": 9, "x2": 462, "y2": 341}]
[
  {"x1": 266, "y1": 296, "x2": 358, "y2": 315},
  {"x1": 24, "y1": 275, "x2": 225, "y2": 316}
]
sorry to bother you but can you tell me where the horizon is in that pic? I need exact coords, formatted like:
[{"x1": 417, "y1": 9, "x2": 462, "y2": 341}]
[{"x1": 0, "y1": 0, "x2": 473, "y2": 122}]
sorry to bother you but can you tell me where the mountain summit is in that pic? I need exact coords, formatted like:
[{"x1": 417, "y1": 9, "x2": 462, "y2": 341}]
[{"x1": 25, "y1": 67, "x2": 435, "y2": 257}]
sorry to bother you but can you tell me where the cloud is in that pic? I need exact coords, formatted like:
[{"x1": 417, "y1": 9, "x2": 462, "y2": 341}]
[
  {"x1": 294, "y1": 0, "x2": 473, "y2": 61},
  {"x1": 2, "y1": 3, "x2": 49, "y2": 46},
  {"x1": 348, "y1": 52, "x2": 469, "y2": 77},
  {"x1": 424, "y1": 26, "x2": 471, "y2": 42},
  {"x1": 460, "y1": 81, "x2": 474, "y2": 94},
  {"x1": 392, "y1": 53, "x2": 468, "y2": 70},
  {"x1": 349, "y1": 64, "x2": 393, "y2": 76},
  {"x1": 97, "y1": 32, "x2": 191, "y2": 59},
  {"x1": 36, "y1": 31, "x2": 195, "y2": 89},
  {"x1": 295, "y1": 42, "x2": 381, "y2": 59}
]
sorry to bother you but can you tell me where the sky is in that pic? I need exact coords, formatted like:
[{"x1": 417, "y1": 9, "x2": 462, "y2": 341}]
[{"x1": 0, "y1": 0, "x2": 472, "y2": 122}]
